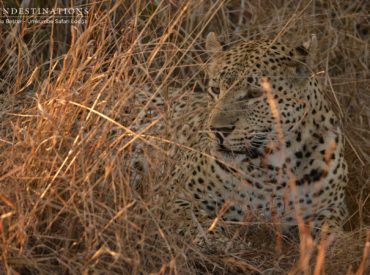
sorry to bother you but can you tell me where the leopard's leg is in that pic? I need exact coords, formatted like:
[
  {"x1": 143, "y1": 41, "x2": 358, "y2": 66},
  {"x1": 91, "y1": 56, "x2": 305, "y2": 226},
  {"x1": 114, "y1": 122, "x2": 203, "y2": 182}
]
[
  {"x1": 167, "y1": 197, "x2": 230, "y2": 249},
  {"x1": 310, "y1": 204, "x2": 348, "y2": 240}
]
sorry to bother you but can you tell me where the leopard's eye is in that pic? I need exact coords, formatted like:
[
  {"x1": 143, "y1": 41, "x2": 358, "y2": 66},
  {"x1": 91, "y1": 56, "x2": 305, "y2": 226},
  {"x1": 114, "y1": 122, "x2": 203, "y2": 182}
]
[
  {"x1": 208, "y1": 86, "x2": 221, "y2": 100},
  {"x1": 210, "y1": 86, "x2": 220, "y2": 95}
]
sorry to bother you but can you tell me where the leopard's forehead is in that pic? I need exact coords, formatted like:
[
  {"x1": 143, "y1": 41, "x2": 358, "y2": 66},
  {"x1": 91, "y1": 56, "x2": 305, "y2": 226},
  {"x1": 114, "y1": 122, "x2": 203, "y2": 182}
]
[
  {"x1": 209, "y1": 40, "x2": 306, "y2": 85},
  {"x1": 224, "y1": 40, "x2": 301, "y2": 63}
]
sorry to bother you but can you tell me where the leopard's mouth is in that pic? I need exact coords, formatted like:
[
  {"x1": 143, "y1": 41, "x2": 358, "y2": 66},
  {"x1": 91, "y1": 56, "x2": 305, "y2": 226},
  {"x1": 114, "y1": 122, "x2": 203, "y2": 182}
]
[
  {"x1": 217, "y1": 146, "x2": 246, "y2": 155},
  {"x1": 213, "y1": 132, "x2": 267, "y2": 160},
  {"x1": 216, "y1": 144, "x2": 262, "y2": 159}
]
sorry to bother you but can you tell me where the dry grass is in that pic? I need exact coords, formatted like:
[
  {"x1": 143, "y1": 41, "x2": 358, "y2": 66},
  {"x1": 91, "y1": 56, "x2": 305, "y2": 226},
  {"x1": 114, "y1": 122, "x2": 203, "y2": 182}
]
[{"x1": 0, "y1": 0, "x2": 369, "y2": 274}]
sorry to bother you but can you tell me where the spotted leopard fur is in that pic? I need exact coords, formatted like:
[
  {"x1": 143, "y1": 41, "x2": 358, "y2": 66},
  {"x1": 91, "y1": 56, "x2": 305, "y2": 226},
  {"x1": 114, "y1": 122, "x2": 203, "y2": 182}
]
[{"x1": 130, "y1": 32, "x2": 348, "y2": 240}]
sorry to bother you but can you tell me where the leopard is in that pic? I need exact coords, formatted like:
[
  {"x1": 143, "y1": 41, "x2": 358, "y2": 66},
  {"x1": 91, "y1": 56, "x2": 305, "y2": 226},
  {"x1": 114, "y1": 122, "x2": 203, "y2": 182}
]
[{"x1": 129, "y1": 32, "x2": 349, "y2": 242}]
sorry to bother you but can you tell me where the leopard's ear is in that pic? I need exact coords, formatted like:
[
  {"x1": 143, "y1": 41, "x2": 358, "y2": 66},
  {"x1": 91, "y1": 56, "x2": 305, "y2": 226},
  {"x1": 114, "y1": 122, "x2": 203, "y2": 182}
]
[
  {"x1": 288, "y1": 34, "x2": 318, "y2": 76},
  {"x1": 302, "y1": 34, "x2": 317, "y2": 69},
  {"x1": 206, "y1": 32, "x2": 222, "y2": 56}
]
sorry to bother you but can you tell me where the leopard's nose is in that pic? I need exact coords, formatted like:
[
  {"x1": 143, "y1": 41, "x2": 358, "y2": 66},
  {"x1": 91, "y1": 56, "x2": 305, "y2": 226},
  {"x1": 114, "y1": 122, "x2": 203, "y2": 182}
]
[{"x1": 210, "y1": 126, "x2": 235, "y2": 143}]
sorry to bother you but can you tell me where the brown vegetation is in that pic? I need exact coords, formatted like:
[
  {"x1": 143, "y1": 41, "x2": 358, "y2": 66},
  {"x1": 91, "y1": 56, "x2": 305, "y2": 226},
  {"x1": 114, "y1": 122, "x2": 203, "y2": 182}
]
[{"x1": 0, "y1": 0, "x2": 369, "y2": 274}]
